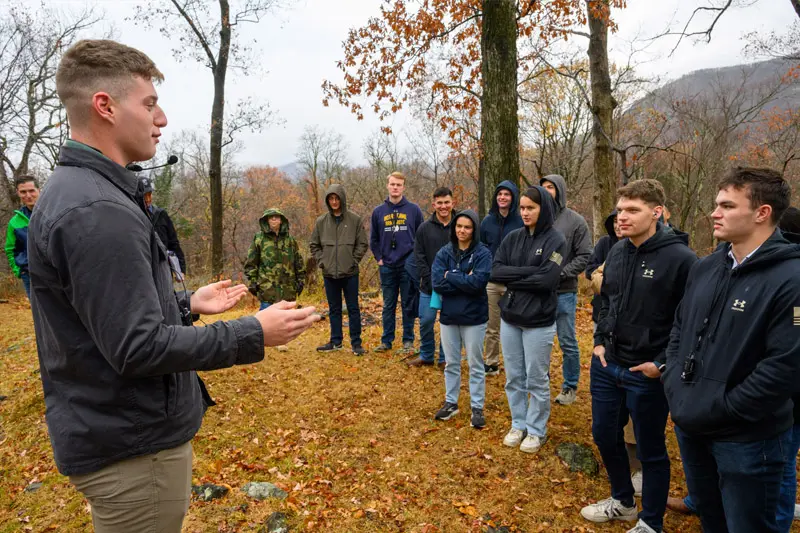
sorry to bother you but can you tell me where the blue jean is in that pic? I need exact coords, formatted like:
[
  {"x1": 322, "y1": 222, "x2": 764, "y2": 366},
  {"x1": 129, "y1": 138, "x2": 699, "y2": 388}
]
[
  {"x1": 419, "y1": 292, "x2": 443, "y2": 363},
  {"x1": 21, "y1": 271, "x2": 30, "y2": 299},
  {"x1": 675, "y1": 426, "x2": 790, "y2": 533},
  {"x1": 379, "y1": 262, "x2": 415, "y2": 346},
  {"x1": 776, "y1": 424, "x2": 800, "y2": 532},
  {"x1": 590, "y1": 357, "x2": 670, "y2": 531},
  {"x1": 323, "y1": 275, "x2": 362, "y2": 347},
  {"x1": 500, "y1": 320, "x2": 556, "y2": 438},
  {"x1": 259, "y1": 302, "x2": 271, "y2": 311},
  {"x1": 441, "y1": 323, "x2": 486, "y2": 409},
  {"x1": 556, "y1": 292, "x2": 580, "y2": 391}
]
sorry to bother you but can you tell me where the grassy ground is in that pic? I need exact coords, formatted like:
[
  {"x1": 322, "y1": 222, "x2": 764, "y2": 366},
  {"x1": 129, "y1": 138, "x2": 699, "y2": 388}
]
[{"x1": 0, "y1": 291, "x2": 784, "y2": 532}]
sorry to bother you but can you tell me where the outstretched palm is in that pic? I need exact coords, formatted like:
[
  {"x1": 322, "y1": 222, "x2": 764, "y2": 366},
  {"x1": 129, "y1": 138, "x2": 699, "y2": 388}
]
[{"x1": 190, "y1": 280, "x2": 249, "y2": 315}]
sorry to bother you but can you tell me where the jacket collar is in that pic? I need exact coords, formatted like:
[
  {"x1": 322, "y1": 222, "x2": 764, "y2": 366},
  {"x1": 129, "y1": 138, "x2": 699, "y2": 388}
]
[{"x1": 59, "y1": 140, "x2": 140, "y2": 200}]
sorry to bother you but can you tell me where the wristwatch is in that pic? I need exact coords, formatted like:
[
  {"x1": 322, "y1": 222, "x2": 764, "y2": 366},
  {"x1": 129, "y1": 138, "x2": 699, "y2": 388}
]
[{"x1": 657, "y1": 363, "x2": 666, "y2": 373}]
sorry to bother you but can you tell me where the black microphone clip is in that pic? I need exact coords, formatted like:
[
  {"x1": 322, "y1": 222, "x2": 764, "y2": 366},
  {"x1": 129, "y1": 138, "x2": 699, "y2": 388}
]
[{"x1": 127, "y1": 155, "x2": 179, "y2": 173}]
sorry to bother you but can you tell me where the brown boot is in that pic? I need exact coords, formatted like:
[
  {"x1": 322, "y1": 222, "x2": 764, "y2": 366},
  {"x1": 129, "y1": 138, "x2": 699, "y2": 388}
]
[
  {"x1": 407, "y1": 358, "x2": 434, "y2": 367},
  {"x1": 666, "y1": 496, "x2": 692, "y2": 515}
]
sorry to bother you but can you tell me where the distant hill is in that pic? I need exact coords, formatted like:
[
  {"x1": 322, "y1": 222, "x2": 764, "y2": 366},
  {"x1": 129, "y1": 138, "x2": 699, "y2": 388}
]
[
  {"x1": 277, "y1": 161, "x2": 303, "y2": 181},
  {"x1": 631, "y1": 58, "x2": 800, "y2": 115}
]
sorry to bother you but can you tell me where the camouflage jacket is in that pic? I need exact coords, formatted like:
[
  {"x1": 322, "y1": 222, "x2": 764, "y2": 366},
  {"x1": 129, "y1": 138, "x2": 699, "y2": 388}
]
[{"x1": 244, "y1": 209, "x2": 306, "y2": 303}]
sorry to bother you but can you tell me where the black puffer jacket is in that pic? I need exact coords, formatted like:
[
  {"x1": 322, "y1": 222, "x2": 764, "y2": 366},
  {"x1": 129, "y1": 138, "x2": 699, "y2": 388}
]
[{"x1": 28, "y1": 140, "x2": 264, "y2": 476}]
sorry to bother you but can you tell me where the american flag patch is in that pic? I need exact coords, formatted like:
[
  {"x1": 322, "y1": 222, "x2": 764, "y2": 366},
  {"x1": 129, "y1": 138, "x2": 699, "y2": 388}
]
[
  {"x1": 550, "y1": 251, "x2": 563, "y2": 266},
  {"x1": 795, "y1": 307, "x2": 800, "y2": 326}
]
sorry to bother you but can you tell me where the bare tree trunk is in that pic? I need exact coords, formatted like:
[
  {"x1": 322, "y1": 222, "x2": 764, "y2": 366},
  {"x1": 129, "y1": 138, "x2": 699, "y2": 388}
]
[
  {"x1": 587, "y1": 0, "x2": 617, "y2": 238},
  {"x1": 791, "y1": 0, "x2": 800, "y2": 19},
  {"x1": 480, "y1": 0, "x2": 519, "y2": 200},
  {"x1": 209, "y1": 0, "x2": 231, "y2": 277}
]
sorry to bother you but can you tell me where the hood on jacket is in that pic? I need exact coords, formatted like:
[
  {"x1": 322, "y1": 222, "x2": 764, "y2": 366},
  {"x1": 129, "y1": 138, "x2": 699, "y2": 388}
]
[
  {"x1": 384, "y1": 196, "x2": 409, "y2": 209},
  {"x1": 626, "y1": 221, "x2": 689, "y2": 254},
  {"x1": 490, "y1": 180, "x2": 520, "y2": 216},
  {"x1": 522, "y1": 185, "x2": 557, "y2": 237},
  {"x1": 540, "y1": 174, "x2": 567, "y2": 211},
  {"x1": 723, "y1": 229, "x2": 800, "y2": 271},
  {"x1": 450, "y1": 209, "x2": 481, "y2": 252},
  {"x1": 325, "y1": 184, "x2": 347, "y2": 215},
  {"x1": 259, "y1": 208, "x2": 289, "y2": 235},
  {"x1": 604, "y1": 210, "x2": 618, "y2": 242}
]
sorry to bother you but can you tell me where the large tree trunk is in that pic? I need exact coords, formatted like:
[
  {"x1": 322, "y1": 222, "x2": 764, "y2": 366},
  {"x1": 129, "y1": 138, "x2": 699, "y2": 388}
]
[
  {"x1": 587, "y1": 0, "x2": 617, "y2": 239},
  {"x1": 480, "y1": 0, "x2": 519, "y2": 201},
  {"x1": 209, "y1": 0, "x2": 231, "y2": 277},
  {"x1": 791, "y1": 0, "x2": 800, "y2": 19}
]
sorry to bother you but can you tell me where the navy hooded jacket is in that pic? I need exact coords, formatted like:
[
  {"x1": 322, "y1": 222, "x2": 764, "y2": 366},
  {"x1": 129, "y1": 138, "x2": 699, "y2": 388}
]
[
  {"x1": 585, "y1": 211, "x2": 619, "y2": 322},
  {"x1": 480, "y1": 181, "x2": 523, "y2": 257},
  {"x1": 490, "y1": 186, "x2": 567, "y2": 328},
  {"x1": 431, "y1": 210, "x2": 492, "y2": 326},
  {"x1": 663, "y1": 229, "x2": 800, "y2": 441},
  {"x1": 593, "y1": 223, "x2": 697, "y2": 368}
]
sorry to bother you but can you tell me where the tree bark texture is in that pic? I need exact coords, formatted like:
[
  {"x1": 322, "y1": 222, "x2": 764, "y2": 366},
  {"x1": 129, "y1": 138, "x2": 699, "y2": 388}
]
[
  {"x1": 480, "y1": 0, "x2": 520, "y2": 202},
  {"x1": 587, "y1": 0, "x2": 617, "y2": 239},
  {"x1": 209, "y1": 0, "x2": 231, "y2": 277}
]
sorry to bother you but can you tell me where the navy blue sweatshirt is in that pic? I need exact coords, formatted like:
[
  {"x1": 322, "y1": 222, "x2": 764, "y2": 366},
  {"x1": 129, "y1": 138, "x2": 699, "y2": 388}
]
[
  {"x1": 593, "y1": 223, "x2": 697, "y2": 368},
  {"x1": 480, "y1": 181, "x2": 523, "y2": 257},
  {"x1": 663, "y1": 230, "x2": 800, "y2": 441},
  {"x1": 370, "y1": 196, "x2": 424, "y2": 266},
  {"x1": 490, "y1": 186, "x2": 566, "y2": 328},
  {"x1": 585, "y1": 211, "x2": 618, "y2": 322},
  {"x1": 431, "y1": 210, "x2": 492, "y2": 326}
]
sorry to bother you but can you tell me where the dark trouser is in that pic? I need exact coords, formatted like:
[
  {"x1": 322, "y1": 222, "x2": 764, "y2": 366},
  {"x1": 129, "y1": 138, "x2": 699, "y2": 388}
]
[
  {"x1": 590, "y1": 357, "x2": 670, "y2": 531},
  {"x1": 379, "y1": 262, "x2": 415, "y2": 347},
  {"x1": 777, "y1": 424, "x2": 800, "y2": 532},
  {"x1": 20, "y1": 271, "x2": 30, "y2": 299},
  {"x1": 675, "y1": 425, "x2": 790, "y2": 533},
  {"x1": 323, "y1": 275, "x2": 362, "y2": 347}
]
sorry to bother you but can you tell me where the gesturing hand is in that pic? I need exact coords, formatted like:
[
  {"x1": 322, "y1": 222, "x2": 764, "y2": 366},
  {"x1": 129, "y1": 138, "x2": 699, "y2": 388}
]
[
  {"x1": 190, "y1": 280, "x2": 249, "y2": 315},
  {"x1": 630, "y1": 362, "x2": 662, "y2": 379},
  {"x1": 255, "y1": 300, "x2": 322, "y2": 346}
]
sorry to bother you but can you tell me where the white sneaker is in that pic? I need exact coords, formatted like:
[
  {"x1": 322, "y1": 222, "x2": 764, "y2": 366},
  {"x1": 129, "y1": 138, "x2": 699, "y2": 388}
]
[
  {"x1": 626, "y1": 519, "x2": 657, "y2": 533},
  {"x1": 794, "y1": 503, "x2": 800, "y2": 520},
  {"x1": 519, "y1": 434, "x2": 546, "y2": 453},
  {"x1": 503, "y1": 428, "x2": 525, "y2": 447},
  {"x1": 555, "y1": 388, "x2": 577, "y2": 405},
  {"x1": 580, "y1": 497, "x2": 638, "y2": 523},
  {"x1": 631, "y1": 470, "x2": 643, "y2": 497}
]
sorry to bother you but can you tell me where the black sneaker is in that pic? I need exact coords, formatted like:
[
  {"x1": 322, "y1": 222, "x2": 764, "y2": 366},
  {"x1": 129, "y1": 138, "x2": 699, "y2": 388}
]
[
  {"x1": 352, "y1": 345, "x2": 366, "y2": 356},
  {"x1": 471, "y1": 408, "x2": 486, "y2": 429},
  {"x1": 316, "y1": 342, "x2": 342, "y2": 352},
  {"x1": 485, "y1": 364, "x2": 500, "y2": 376},
  {"x1": 434, "y1": 402, "x2": 459, "y2": 421}
]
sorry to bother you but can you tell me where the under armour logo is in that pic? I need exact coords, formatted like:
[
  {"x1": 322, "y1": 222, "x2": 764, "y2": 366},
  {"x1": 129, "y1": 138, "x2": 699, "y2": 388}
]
[
  {"x1": 732, "y1": 299, "x2": 746, "y2": 312},
  {"x1": 794, "y1": 307, "x2": 800, "y2": 326},
  {"x1": 535, "y1": 248, "x2": 543, "y2": 255},
  {"x1": 643, "y1": 269, "x2": 654, "y2": 278}
]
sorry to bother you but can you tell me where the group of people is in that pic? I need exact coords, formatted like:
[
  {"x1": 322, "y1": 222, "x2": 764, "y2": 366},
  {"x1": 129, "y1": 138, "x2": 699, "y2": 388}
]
[{"x1": 6, "y1": 37, "x2": 800, "y2": 533}]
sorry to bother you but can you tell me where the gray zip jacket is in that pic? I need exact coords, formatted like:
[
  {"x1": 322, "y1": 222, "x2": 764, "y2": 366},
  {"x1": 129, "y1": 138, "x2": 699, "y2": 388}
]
[
  {"x1": 28, "y1": 140, "x2": 264, "y2": 476},
  {"x1": 540, "y1": 174, "x2": 592, "y2": 294}
]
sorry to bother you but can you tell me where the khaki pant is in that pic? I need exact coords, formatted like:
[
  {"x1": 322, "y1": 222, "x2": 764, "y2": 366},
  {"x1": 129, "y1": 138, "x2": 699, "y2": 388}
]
[
  {"x1": 70, "y1": 441, "x2": 193, "y2": 533},
  {"x1": 484, "y1": 282, "x2": 506, "y2": 366}
]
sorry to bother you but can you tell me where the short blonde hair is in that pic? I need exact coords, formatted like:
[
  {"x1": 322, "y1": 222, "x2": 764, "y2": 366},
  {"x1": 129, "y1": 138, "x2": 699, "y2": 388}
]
[
  {"x1": 56, "y1": 39, "x2": 164, "y2": 127},
  {"x1": 387, "y1": 171, "x2": 406, "y2": 182}
]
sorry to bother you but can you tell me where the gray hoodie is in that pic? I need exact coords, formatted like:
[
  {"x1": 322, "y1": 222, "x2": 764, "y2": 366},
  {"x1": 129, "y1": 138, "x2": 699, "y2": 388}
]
[{"x1": 540, "y1": 174, "x2": 592, "y2": 294}]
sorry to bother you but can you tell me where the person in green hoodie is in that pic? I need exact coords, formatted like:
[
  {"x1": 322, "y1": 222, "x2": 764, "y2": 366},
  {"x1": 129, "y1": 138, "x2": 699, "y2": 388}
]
[
  {"x1": 244, "y1": 208, "x2": 306, "y2": 311},
  {"x1": 5, "y1": 175, "x2": 40, "y2": 299},
  {"x1": 310, "y1": 184, "x2": 369, "y2": 355}
]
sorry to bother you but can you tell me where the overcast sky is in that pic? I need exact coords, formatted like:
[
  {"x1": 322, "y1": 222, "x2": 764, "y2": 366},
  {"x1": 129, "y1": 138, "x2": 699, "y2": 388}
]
[{"x1": 22, "y1": 0, "x2": 800, "y2": 168}]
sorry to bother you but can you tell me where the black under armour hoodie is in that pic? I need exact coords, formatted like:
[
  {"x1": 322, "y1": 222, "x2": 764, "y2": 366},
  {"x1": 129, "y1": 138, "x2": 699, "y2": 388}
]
[
  {"x1": 663, "y1": 229, "x2": 800, "y2": 442},
  {"x1": 593, "y1": 223, "x2": 697, "y2": 368},
  {"x1": 490, "y1": 185, "x2": 567, "y2": 328}
]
